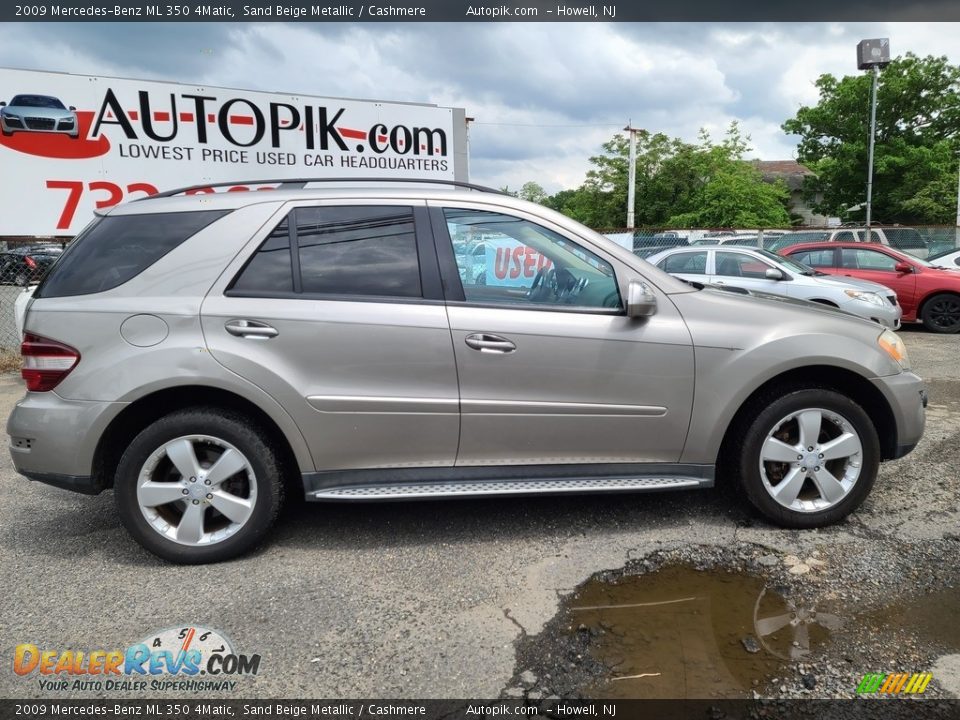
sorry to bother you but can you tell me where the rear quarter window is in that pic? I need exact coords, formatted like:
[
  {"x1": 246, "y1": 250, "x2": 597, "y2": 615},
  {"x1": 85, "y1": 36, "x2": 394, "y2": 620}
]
[{"x1": 35, "y1": 210, "x2": 230, "y2": 298}]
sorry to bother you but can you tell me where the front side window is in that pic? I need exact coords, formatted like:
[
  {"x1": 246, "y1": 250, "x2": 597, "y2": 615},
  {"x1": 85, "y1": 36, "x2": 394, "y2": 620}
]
[
  {"x1": 715, "y1": 251, "x2": 774, "y2": 279},
  {"x1": 444, "y1": 208, "x2": 619, "y2": 309},
  {"x1": 660, "y1": 251, "x2": 707, "y2": 275},
  {"x1": 841, "y1": 248, "x2": 897, "y2": 271}
]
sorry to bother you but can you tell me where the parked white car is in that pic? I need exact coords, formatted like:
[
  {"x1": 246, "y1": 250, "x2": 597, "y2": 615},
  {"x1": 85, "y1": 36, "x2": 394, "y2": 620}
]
[
  {"x1": 927, "y1": 248, "x2": 960, "y2": 269},
  {"x1": 646, "y1": 245, "x2": 902, "y2": 329}
]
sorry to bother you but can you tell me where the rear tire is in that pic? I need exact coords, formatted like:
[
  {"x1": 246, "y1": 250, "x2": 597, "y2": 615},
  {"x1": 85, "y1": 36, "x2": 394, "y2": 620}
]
[
  {"x1": 114, "y1": 407, "x2": 285, "y2": 564},
  {"x1": 727, "y1": 388, "x2": 880, "y2": 528},
  {"x1": 920, "y1": 293, "x2": 960, "y2": 334}
]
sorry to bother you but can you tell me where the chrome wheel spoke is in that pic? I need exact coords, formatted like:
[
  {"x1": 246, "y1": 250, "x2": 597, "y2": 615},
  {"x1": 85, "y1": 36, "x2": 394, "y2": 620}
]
[
  {"x1": 762, "y1": 437, "x2": 801, "y2": 463},
  {"x1": 797, "y1": 410, "x2": 822, "y2": 448},
  {"x1": 138, "y1": 481, "x2": 186, "y2": 508},
  {"x1": 755, "y1": 612, "x2": 793, "y2": 637},
  {"x1": 209, "y1": 490, "x2": 254, "y2": 525},
  {"x1": 791, "y1": 623, "x2": 810, "y2": 658},
  {"x1": 165, "y1": 439, "x2": 201, "y2": 481},
  {"x1": 772, "y1": 466, "x2": 806, "y2": 506},
  {"x1": 820, "y1": 432, "x2": 861, "y2": 461},
  {"x1": 205, "y1": 448, "x2": 247, "y2": 486},
  {"x1": 175, "y1": 502, "x2": 206, "y2": 544},
  {"x1": 812, "y1": 467, "x2": 847, "y2": 503}
]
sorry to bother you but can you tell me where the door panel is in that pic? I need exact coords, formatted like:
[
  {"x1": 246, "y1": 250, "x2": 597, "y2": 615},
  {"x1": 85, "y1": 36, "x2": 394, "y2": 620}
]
[
  {"x1": 447, "y1": 304, "x2": 695, "y2": 465},
  {"x1": 202, "y1": 298, "x2": 459, "y2": 470}
]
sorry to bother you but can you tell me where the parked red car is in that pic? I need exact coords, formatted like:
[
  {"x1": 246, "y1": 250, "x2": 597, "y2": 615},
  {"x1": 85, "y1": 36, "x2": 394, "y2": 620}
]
[{"x1": 781, "y1": 241, "x2": 960, "y2": 333}]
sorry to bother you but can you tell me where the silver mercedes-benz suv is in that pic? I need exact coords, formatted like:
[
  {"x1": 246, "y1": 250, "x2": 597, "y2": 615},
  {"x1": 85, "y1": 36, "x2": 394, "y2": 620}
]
[{"x1": 8, "y1": 179, "x2": 927, "y2": 563}]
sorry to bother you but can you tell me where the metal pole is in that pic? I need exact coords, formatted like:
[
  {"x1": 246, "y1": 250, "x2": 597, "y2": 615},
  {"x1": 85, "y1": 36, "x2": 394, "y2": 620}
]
[
  {"x1": 865, "y1": 65, "x2": 879, "y2": 232},
  {"x1": 625, "y1": 124, "x2": 637, "y2": 229}
]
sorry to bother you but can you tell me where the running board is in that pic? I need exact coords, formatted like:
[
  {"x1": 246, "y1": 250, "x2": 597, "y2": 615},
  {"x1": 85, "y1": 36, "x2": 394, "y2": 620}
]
[{"x1": 307, "y1": 475, "x2": 709, "y2": 501}]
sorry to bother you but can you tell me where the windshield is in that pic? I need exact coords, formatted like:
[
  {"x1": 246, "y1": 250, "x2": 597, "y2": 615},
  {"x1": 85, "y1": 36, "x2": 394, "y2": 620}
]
[
  {"x1": 9, "y1": 95, "x2": 66, "y2": 109},
  {"x1": 755, "y1": 247, "x2": 814, "y2": 274}
]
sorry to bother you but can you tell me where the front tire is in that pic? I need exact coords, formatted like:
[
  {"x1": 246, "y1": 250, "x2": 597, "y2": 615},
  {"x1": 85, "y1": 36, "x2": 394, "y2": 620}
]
[
  {"x1": 114, "y1": 408, "x2": 285, "y2": 564},
  {"x1": 729, "y1": 388, "x2": 880, "y2": 528},
  {"x1": 920, "y1": 293, "x2": 960, "y2": 333}
]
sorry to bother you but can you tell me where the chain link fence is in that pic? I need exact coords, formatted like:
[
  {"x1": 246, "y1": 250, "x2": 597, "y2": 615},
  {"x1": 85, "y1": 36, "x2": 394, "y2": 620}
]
[
  {"x1": 601, "y1": 225, "x2": 960, "y2": 260},
  {"x1": 0, "y1": 238, "x2": 69, "y2": 366}
]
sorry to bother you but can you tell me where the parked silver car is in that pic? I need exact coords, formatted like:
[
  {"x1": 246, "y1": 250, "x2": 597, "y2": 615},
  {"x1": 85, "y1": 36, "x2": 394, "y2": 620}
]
[
  {"x1": 647, "y1": 245, "x2": 902, "y2": 329},
  {"x1": 0, "y1": 94, "x2": 79, "y2": 138},
  {"x1": 8, "y1": 180, "x2": 926, "y2": 563}
]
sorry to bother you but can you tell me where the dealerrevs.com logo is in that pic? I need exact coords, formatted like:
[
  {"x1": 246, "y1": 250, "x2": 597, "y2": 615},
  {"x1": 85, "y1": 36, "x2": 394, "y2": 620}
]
[{"x1": 13, "y1": 626, "x2": 260, "y2": 693}]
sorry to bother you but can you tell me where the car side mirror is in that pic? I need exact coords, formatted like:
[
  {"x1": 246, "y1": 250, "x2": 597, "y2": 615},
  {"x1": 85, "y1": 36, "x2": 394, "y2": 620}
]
[
  {"x1": 765, "y1": 268, "x2": 785, "y2": 280},
  {"x1": 626, "y1": 280, "x2": 657, "y2": 318},
  {"x1": 68, "y1": 106, "x2": 76, "y2": 111},
  {"x1": 895, "y1": 262, "x2": 912, "y2": 273},
  {"x1": 0, "y1": 102, "x2": 6, "y2": 107}
]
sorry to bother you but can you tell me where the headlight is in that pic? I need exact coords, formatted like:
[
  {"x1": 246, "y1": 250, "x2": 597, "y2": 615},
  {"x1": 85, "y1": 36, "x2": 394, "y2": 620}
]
[
  {"x1": 845, "y1": 289, "x2": 885, "y2": 306},
  {"x1": 878, "y1": 329, "x2": 910, "y2": 371}
]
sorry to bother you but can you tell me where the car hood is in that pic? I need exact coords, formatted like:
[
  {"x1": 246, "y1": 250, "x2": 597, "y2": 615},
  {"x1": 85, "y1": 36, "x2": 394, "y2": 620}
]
[
  {"x1": 700, "y1": 283, "x2": 879, "y2": 327},
  {"x1": 807, "y1": 273, "x2": 895, "y2": 296},
  {"x1": 3, "y1": 106, "x2": 74, "y2": 119}
]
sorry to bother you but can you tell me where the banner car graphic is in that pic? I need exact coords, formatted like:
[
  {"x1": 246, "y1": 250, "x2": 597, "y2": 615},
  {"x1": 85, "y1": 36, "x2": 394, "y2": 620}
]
[{"x1": 0, "y1": 68, "x2": 468, "y2": 236}]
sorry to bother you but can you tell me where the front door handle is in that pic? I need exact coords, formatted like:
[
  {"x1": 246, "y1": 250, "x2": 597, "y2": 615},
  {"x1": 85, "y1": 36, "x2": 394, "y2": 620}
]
[
  {"x1": 225, "y1": 319, "x2": 279, "y2": 339},
  {"x1": 465, "y1": 333, "x2": 516, "y2": 354}
]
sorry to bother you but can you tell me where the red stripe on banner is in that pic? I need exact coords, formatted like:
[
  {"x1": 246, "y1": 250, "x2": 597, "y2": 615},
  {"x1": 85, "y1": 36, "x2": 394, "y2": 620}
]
[
  {"x1": 207, "y1": 114, "x2": 216, "y2": 123},
  {"x1": 128, "y1": 111, "x2": 138, "y2": 120},
  {"x1": 180, "y1": 112, "x2": 194, "y2": 122},
  {"x1": 230, "y1": 115, "x2": 254, "y2": 125},
  {"x1": 154, "y1": 111, "x2": 170, "y2": 122},
  {"x1": 339, "y1": 127, "x2": 366, "y2": 140}
]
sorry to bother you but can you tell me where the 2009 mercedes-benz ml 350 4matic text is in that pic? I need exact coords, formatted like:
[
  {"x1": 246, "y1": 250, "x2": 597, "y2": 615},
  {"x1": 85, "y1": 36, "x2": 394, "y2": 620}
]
[{"x1": 8, "y1": 179, "x2": 927, "y2": 563}]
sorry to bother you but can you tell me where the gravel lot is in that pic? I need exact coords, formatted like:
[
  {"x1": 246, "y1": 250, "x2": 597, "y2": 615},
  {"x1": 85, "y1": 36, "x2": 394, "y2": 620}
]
[{"x1": 0, "y1": 326, "x2": 957, "y2": 700}]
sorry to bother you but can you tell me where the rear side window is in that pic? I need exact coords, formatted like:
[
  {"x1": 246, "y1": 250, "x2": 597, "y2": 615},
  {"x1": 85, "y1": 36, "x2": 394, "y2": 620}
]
[
  {"x1": 35, "y1": 210, "x2": 229, "y2": 298},
  {"x1": 660, "y1": 252, "x2": 707, "y2": 275},
  {"x1": 230, "y1": 205, "x2": 421, "y2": 299},
  {"x1": 297, "y1": 206, "x2": 420, "y2": 297}
]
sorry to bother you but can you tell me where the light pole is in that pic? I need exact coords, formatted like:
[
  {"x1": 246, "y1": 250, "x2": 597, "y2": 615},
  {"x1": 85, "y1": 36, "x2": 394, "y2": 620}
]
[
  {"x1": 624, "y1": 123, "x2": 640, "y2": 229},
  {"x1": 857, "y1": 38, "x2": 890, "y2": 233}
]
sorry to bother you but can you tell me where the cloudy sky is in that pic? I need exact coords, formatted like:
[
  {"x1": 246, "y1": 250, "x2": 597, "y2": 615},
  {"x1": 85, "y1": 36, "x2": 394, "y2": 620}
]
[{"x1": 0, "y1": 22, "x2": 956, "y2": 192}]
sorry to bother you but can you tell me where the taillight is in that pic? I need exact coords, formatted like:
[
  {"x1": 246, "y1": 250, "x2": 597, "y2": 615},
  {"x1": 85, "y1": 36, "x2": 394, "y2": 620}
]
[
  {"x1": 24, "y1": 256, "x2": 36, "y2": 269},
  {"x1": 21, "y1": 333, "x2": 80, "y2": 392}
]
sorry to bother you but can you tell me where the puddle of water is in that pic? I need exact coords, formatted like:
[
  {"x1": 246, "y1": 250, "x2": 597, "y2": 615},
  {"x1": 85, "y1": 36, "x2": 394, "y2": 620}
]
[{"x1": 563, "y1": 565, "x2": 837, "y2": 699}]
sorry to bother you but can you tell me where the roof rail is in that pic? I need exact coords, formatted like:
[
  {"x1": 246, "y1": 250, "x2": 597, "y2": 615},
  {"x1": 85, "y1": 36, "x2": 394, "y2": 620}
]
[{"x1": 137, "y1": 177, "x2": 509, "y2": 201}]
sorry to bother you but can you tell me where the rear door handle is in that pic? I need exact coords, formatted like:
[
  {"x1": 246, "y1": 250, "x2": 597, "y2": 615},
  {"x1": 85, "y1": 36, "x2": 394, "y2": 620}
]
[
  {"x1": 225, "y1": 319, "x2": 279, "y2": 339},
  {"x1": 465, "y1": 333, "x2": 516, "y2": 354}
]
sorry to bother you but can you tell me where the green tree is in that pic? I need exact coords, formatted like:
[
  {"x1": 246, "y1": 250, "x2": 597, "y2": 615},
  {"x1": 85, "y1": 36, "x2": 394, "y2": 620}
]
[
  {"x1": 544, "y1": 123, "x2": 791, "y2": 228},
  {"x1": 518, "y1": 181, "x2": 548, "y2": 204},
  {"x1": 782, "y1": 53, "x2": 960, "y2": 224}
]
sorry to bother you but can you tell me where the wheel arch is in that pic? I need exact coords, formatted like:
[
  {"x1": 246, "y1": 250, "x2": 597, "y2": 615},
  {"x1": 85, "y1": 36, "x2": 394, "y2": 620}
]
[
  {"x1": 917, "y1": 289, "x2": 960, "y2": 318},
  {"x1": 717, "y1": 365, "x2": 899, "y2": 470},
  {"x1": 92, "y1": 385, "x2": 304, "y2": 494}
]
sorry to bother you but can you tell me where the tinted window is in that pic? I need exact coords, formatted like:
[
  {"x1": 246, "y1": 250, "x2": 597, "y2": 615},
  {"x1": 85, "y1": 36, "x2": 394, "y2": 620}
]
[
  {"x1": 230, "y1": 220, "x2": 293, "y2": 294},
  {"x1": 834, "y1": 231, "x2": 855, "y2": 242},
  {"x1": 660, "y1": 252, "x2": 707, "y2": 275},
  {"x1": 445, "y1": 208, "x2": 619, "y2": 309},
  {"x1": 715, "y1": 251, "x2": 774, "y2": 279},
  {"x1": 790, "y1": 249, "x2": 835, "y2": 268},
  {"x1": 36, "y1": 210, "x2": 229, "y2": 298},
  {"x1": 296, "y1": 206, "x2": 420, "y2": 298},
  {"x1": 841, "y1": 248, "x2": 897, "y2": 271}
]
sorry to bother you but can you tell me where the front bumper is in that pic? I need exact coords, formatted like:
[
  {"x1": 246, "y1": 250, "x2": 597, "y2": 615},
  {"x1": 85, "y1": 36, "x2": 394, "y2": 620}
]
[
  {"x1": 7, "y1": 391, "x2": 126, "y2": 493},
  {"x1": 872, "y1": 372, "x2": 926, "y2": 460}
]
